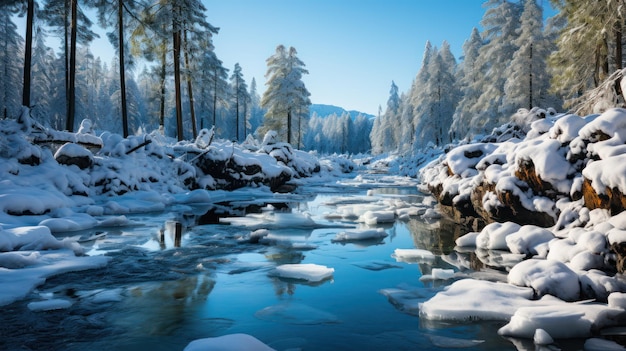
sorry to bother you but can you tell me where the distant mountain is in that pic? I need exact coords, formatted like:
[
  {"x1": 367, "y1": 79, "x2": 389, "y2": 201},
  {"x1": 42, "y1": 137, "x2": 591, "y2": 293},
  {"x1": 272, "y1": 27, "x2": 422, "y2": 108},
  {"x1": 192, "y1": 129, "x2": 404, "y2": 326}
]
[{"x1": 310, "y1": 104, "x2": 375, "y2": 120}]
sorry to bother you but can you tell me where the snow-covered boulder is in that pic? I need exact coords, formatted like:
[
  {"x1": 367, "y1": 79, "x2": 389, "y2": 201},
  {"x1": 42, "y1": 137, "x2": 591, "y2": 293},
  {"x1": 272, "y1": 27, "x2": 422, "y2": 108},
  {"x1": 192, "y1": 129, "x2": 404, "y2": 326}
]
[
  {"x1": 54, "y1": 142, "x2": 94, "y2": 169},
  {"x1": 508, "y1": 259, "x2": 580, "y2": 301}
]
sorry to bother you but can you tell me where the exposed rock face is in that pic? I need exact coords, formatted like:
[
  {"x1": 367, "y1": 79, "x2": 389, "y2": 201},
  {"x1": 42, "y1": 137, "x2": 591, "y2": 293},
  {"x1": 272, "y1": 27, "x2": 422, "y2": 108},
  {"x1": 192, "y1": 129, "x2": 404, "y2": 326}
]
[
  {"x1": 470, "y1": 182, "x2": 556, "y2": 228},
  {"x1": 515, "y1": 159, "x2": 554, "y2": 196},
  {"x1": 610, "y1": 242, "x2": 626, "y2": 273},
  {"x1": 582, "y1": 178, "x2": 626, "y2": 215}
]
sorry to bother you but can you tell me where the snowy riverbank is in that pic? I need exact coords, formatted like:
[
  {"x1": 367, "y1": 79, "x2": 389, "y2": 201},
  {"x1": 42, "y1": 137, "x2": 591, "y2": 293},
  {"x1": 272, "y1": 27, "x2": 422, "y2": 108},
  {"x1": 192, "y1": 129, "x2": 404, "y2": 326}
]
[
  {"x1": 417, "y1": 107, "x2": 626, "y2": 349},
  {"x1": 0, "y1": 110, "x2": 360, "y2": 308}
]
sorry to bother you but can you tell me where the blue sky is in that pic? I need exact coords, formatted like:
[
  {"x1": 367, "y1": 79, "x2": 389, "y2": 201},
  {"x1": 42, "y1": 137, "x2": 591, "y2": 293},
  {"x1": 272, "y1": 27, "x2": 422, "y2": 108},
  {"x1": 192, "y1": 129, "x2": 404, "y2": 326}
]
[
  {"x1": 202, "y1": 0, "x2": 504, "y2": 115},
  {"x1": 16, "y1": 1, "x2": 556, "y2": 116}
]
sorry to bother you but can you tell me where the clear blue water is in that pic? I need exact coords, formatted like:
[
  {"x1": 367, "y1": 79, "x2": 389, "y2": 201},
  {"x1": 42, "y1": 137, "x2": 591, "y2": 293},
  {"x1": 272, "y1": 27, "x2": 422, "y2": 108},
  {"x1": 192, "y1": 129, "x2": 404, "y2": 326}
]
[{"x1": 1, "y1": 178, "x2": 587, "y2": 350}]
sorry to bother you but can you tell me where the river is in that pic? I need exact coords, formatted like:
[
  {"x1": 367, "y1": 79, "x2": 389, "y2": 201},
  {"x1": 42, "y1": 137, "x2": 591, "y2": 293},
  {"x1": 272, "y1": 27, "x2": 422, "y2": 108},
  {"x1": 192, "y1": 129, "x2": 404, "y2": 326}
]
[{"x1": 0, "y1": 171, "x2": 588, "y2": 350}]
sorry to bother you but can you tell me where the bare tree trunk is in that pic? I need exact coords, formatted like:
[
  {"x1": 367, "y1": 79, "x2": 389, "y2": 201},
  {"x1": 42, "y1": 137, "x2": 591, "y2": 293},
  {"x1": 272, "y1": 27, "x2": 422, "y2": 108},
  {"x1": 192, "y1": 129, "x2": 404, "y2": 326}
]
[
  {"x1": 159, "y1": 47, "x2": 166, "y2": 129},
  {"x1": 118, "y1": 0, "x2": 129, "y2": 137},
  {"x1": 183, "y1": 29, "x2": 197, "y2": 138},
  {"x1": 67, "y1": 0, "x2": 77, "y2": 131},
  {"x1": 616, "y1": 21, "x2": 623, "y2": 70},
  {"x1": 235, "y1": 75, "x2": 240, "y2": 141},
  {"x1": 173, "y1": 27, "x2": 183, "y2": 141},
  {"x1": 212, "y1": 68, "x2": 217, "y2": 127},
  {"x1": 529, "y1": 43, "x2": 533, "y2": 109},
  {"x1": 287, "y1": 108, "x2": 292, "y2": 144},
  {"x1": 22, "y1": 0, "x2": 34, "y2": 108}
]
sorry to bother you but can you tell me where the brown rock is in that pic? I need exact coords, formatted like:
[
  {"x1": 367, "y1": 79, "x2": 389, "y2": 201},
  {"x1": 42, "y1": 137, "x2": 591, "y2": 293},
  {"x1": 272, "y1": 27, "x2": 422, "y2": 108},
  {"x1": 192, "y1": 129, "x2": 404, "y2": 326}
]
[{"x1": 582, "y1": 177, "x2": 626, "y2": 215}]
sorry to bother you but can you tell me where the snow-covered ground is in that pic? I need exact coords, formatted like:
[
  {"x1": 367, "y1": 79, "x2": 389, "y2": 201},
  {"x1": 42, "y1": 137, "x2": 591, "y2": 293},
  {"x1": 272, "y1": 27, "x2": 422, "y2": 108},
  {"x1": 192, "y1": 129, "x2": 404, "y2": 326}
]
[{"x1": 0, "y1": 110, "x2": 357, "y2": 309}]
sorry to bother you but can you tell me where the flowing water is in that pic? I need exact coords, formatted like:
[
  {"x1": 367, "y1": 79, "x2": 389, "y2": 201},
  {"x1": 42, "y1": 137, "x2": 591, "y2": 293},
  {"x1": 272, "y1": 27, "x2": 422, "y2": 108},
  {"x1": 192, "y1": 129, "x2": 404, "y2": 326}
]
[{"x1": 0, "y1": 173, "x2": 587, "y2": 350}]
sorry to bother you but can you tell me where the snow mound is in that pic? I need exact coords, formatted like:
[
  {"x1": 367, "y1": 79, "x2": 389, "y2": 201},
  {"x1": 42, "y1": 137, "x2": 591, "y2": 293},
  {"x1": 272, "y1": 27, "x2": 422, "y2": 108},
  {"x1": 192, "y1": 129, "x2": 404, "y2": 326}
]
[{"x1": 508, "y1": 259, "x2": 580, "y2": 301}]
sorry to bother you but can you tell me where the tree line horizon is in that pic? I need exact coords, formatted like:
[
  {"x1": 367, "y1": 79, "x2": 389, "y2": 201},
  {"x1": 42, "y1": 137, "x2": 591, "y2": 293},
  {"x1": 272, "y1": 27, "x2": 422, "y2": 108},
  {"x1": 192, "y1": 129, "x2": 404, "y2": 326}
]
[{"x1": 0, "y1": 0, "x2": 623, "y2": 155}]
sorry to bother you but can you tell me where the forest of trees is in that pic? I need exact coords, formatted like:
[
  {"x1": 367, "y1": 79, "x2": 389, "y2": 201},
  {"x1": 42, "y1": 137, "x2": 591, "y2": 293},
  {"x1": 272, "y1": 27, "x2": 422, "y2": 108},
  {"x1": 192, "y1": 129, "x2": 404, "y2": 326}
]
[
  {"x1": 370, "y1": 0, "x2": 626, "y2": 155},
  {"x1": 1, "y1": 0, "x2": 625, "y2": 156},
  {"x1": 0, "y1": 0, "x2": 265, "y2": 142}
]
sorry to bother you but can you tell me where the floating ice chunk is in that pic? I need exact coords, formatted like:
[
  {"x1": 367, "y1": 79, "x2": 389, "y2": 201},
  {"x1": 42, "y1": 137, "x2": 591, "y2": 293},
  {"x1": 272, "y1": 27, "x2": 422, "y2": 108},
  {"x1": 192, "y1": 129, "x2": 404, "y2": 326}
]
[
  {"x1": 332, "y1": 228, "x2": 387, "y2": 242},
  {"x1": 427, "y1": 334, "x2": 485, "y2": 348},
  {"x1": 584, "y1": 338, "x2": 626, "y2": 351},
  {"x1": 419, "y1": 279, "x2": 534, "y2": 321},
  {"x1": 508, "y1": 259, "x2": 580, "y2": 301},
  {"x1": 380, "y1": 284, "x2": 439, "y2": 315},
  {"x1": 27, "y1": 298, "x2": 73, "y2": 311},
  {"x1": 222, "y1": 211, "x2": 317, "y2": 229},
  {"x1": 184, "y1": 333, "x2": 275, "y2": 351},
  {"x1": 255, "y1": 302, "x2": 339, "y2": 325},
  {"x1": 392, "y1": 248, "x2": 435, "y2": 263},
  {"x1": 271, "y1": 263, "x2": 334, "y2": 282},
  {"x1": 533, "y1": 328, "x2": 554, "y2": 345},
  {"x1": 359, "y1": 210, "x2": 396, "y2": 225}
]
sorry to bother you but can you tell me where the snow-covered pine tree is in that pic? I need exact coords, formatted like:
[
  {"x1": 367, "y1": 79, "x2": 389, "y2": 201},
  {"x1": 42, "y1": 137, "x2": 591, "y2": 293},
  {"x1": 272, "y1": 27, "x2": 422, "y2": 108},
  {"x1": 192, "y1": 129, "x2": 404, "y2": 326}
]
[
  {"x1": 197, "y1": 50, "x2": 229, "y2": 135},
  {"x1": 414, "y1": 43, "x2": 458, "y2": 147},
  {"x1": 501, "y1": 0, "x2": 556, "y2": 117},
  {"x1": 40, "y1": 0, "x2": 97, "y2": 131},
  {"x1": 408, "y1": 41, "x2": 434, "y2": 144},
  {"x1": 30, "y1": 21, "x2": 56, "y2": 127},
  {"x1": 248, "y1": 77, "x2": 264, "y2": 138},
  {"x1": 351, "y1": 113, "x2": 372, "y2": 154},
  {"x1": 549, "y1": 0, "x2": 626, "y2": 110},
  {"x1": 260, "y1": 45, "x2": 311, "y2": 144},
  {"x1": 450, "y1": 27, "x2": 483, "y2": 141},
  {"x1": 230, "y1": 63, "x2": 250, "y2": 142},
  {"x1": 469, "y1": 0, "x2": 521, "y2": 134},
  {"x1": 0, "y1": 9, "x2": 24, "y2": 119},
  {"x1": 370, "y1": 81, "x2": 401, "y2": 154}
]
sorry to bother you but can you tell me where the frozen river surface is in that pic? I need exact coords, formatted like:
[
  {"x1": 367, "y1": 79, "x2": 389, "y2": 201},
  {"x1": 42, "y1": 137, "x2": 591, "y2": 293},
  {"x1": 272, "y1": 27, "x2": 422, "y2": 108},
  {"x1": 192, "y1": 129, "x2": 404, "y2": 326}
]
[{"x1": 1, "y1": 172, "x2": 588, "y2": 350}]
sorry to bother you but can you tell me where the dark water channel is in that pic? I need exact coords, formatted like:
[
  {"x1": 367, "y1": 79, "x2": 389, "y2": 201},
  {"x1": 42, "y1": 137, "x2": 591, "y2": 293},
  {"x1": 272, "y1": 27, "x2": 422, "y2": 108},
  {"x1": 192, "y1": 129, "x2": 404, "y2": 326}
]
[{"x1": 0, "y1": 175, "x2": 586, "y2": 350}]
